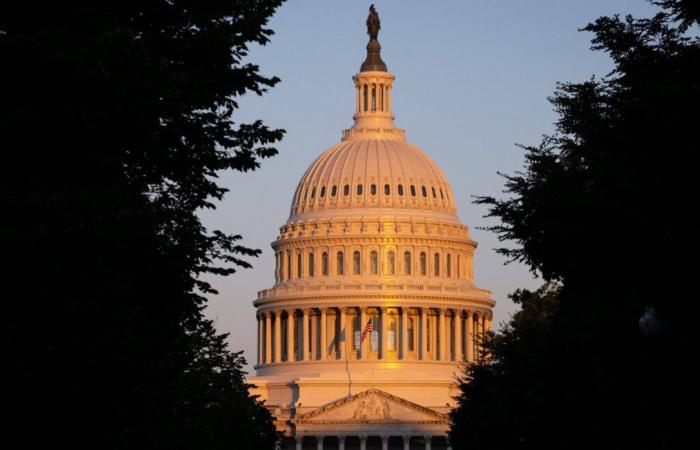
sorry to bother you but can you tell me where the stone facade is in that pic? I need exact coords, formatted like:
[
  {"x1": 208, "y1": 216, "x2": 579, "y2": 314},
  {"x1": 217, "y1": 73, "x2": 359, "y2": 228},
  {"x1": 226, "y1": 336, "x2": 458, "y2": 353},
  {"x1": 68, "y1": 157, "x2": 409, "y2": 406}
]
[{"x1": 248, "y1": 14, "x2": 494, "y2": 450}]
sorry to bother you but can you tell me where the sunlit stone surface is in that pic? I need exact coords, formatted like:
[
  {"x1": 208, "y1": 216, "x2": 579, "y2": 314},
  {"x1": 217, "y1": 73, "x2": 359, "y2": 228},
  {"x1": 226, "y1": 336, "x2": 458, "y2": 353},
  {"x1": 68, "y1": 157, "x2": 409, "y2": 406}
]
[{"x1": 248, "y1": 10, "x2": 494, "y2": 449}]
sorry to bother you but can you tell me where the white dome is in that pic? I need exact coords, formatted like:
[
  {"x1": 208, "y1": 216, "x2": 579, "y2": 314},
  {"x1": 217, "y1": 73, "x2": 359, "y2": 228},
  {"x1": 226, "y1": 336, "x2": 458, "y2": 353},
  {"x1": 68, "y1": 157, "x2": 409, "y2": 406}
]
[{"x1": 290, "y1": 138, "x2": 457, "y2": 218}]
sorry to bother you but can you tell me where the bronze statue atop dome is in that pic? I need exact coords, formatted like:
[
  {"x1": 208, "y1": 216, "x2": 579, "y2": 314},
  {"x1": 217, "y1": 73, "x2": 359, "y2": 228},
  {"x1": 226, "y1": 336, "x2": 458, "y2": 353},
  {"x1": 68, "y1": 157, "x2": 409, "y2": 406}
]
[
  {"x1": 361, "y1": 4, "x2": 388, "y2": 72},
  {"x1": 366, "y1": 4, "x2": 380, "y2": 40}
]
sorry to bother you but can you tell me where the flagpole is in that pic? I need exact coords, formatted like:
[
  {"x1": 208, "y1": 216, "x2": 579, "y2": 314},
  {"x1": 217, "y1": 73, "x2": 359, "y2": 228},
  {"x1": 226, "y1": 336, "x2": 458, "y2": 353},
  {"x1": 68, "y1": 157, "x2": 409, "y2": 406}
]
[
  {"x1": 344, "y1": 319, "x2": 350, "y2": 397},
  {"x1": 371, "y1": 317, "x2": 375, "y2": 388}
]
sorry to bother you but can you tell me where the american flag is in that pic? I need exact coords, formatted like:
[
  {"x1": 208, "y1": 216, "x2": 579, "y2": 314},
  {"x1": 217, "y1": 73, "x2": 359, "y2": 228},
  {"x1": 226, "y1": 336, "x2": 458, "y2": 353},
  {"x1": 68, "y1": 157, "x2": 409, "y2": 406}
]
[{"x1": 361, "y1": 319, "x2": 373, "y2": 342}]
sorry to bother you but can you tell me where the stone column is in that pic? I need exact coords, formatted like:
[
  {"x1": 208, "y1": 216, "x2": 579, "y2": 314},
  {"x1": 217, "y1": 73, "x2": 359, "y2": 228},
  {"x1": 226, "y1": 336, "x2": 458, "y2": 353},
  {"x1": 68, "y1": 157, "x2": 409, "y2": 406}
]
[
  {"x1": 287, "y1": 310, "x2": 295, "y2": 362},
  {"x1": 274, "y1": 311, "x2": 282, "y2": 363},
  {"x1": 381, "y1": 307, "x2": 389, "y2": 359},
  {"x1": 317, "y1": 435, "x2": 324, "y2": 450},
  {"x1": 381, "y1": 435, "x2": 389, "y2": 450},
  {"x1": 465, "y1": 311, "x2": 474, "y2": 362},
  {"x1": 360, "y1": 307, "x2": 368, "y2": 360},
  {"x1": 401, "y1": 307, "x2": 408, "y2": 359},
  {"x1": 265, "y1": 312, "x2": 272, "y2": 364},
  {"x1": 302, "y1": 309, "x2": 310, "y2": 361},
  {"x1": 339, "y1": 308, "x2": 347, "y2": 360},
  {"x1": 473, "y1": 311, "x2": 480, "y2": 361},
  {"x1": 486, "y1": 314, "x2": 492, "y2": 332},
  {"x1": 454, "y1": 310, "x2": 462, "y2": 361},
  {"x1": 339, "y1": 437, "x2": 346, "y2": 450},
  {"x1": 403, "y1": 435, "x2": 411, "y2": 450},
  {"x1": 438, "y1": 309, "x2": 446, "y2": 361},
  {"x1": 360, "y1": 436, "x2": 367, "y2": 450},
  {"x1": 256, "y1": 314, "x2": 262, "y2": 365},
  {"x1": 424, "y1": 436, "x2": 431, "y2": 450},
  {"x1": 420, "y1": 307, "x2": 428, "y2": 360},
  {"x1": 295, "y1": 436, "x2": 303, "y2": 450},
  {"x1": 320, "y1": 308, "x2": 327, "y2": 360}
]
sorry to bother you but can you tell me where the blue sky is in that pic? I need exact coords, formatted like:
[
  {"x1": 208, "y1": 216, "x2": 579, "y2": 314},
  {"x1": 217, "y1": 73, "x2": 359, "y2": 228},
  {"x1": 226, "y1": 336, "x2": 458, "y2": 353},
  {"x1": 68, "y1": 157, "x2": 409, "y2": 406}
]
[{"x1": 198, "y1": 0, "x2": 660, "y2": 371}]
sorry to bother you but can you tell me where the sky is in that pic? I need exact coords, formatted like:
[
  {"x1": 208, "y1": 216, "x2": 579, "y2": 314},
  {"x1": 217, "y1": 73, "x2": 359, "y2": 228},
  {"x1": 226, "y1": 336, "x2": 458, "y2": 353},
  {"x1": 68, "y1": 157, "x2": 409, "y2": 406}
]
[{"x1": 198, "y1": 0, "x2": 660, "y2": 372}]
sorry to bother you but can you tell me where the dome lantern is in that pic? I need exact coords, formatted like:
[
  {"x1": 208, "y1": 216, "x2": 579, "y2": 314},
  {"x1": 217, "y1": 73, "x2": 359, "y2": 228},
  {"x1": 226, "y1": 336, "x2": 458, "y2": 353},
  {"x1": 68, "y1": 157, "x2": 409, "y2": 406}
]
[{"x1": 343, "y1": 5, "x2": 405, "y2": 141}]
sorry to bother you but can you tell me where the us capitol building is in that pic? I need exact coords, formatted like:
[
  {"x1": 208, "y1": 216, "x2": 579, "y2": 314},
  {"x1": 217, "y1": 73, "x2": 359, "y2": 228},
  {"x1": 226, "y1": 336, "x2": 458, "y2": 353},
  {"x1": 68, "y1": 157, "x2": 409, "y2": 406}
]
[{"x1": 249, "y1": 6, "x2": 495, "y2": 450}]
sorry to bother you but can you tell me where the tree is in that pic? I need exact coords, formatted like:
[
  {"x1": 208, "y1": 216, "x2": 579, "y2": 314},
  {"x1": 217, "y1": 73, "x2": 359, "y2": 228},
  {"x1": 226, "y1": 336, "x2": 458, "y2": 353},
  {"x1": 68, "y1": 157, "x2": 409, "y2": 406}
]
[
  {"x1": 0, "y1": 1, "x2": 285, "y2": 448},
  {"x1": 450, "y1": 2, "x2": 699, "y2": 449}
]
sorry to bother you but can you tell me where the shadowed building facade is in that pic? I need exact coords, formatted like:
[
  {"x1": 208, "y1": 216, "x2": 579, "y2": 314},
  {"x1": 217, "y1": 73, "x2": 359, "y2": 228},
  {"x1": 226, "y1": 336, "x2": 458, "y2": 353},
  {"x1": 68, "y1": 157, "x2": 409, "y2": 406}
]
[{"x1": 248, "y1": 7, "x2": 495, "y2": 450}]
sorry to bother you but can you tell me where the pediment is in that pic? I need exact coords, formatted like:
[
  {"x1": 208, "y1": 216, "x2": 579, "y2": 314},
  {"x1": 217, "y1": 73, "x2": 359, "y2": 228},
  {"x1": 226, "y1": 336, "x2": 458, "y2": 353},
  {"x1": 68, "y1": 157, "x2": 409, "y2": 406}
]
[{"x1": 296, "y1": 389, "x2": 448, "y2": 424}]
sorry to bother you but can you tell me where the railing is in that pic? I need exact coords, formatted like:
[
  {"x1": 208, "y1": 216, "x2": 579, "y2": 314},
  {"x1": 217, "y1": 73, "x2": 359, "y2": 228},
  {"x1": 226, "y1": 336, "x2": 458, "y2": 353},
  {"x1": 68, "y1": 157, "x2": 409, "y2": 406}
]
[{"x1": 257, "y1": 281, "x2": 492, "y2": 301}]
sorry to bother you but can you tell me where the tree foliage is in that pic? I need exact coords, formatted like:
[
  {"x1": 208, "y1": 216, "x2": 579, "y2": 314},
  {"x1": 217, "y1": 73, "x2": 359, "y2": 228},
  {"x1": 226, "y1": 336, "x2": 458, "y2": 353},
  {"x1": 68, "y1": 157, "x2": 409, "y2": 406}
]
[
  {"x1": 1, "y1": 1, "x2": 284, "y2": 448},
  {"x1": 451, "y1": 2, "x2": 699, "y2": 449}
]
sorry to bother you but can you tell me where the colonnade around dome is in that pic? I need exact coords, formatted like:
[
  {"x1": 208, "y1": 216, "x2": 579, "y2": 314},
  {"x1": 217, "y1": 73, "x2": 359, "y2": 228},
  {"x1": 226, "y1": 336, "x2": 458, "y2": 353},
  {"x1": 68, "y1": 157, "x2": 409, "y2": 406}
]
[{"x1": 255, "y1": 305, "x2": 491, "y2": 368}]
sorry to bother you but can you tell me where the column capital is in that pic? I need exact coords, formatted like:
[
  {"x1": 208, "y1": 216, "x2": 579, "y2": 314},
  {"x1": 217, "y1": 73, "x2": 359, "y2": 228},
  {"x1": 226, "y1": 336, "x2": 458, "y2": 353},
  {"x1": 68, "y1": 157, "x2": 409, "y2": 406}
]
[
  {"x1": 295, "y1": 435, "x2": 304, "y2": 443},
  {"x1": 402, "y1": 435, "x2": 411, "y2": 443},
  {"x1": 338, "y1": 436, "x2": 346, "y2": 443},
  {"x1": 317, "y1": 435, "x2": 325, "y2": 443},
  {"x1": 381, "y1": 435, "x2": 390, "y2": 442}
]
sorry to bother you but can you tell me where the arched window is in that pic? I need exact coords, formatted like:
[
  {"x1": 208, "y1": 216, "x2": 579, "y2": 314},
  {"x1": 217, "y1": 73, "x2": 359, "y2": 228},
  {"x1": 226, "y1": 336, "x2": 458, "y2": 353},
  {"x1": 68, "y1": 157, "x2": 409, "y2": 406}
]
[
  {"x1": 431, "y1": 187, "x2": 436, "y2": 198},
  {"x1": 410, "y1": 185, "x2": 416, "y2": 197},
  {"x1": 408, "y1": 317, "x2": 415, "y2": 351},
  {"x1": 337, "y1": 251, "x2": 344, "y2": 275},
  {"x1": 420, "y1": 252, "x2": 427, "y2": 276},
  {"x1": 447, "y1": 254, "x2": 452, "y2": 277},
  {"x1": 427, "y1": 317, "x2": 432, "y2": 352},
  {"x1": 457, "y1": 255, "x2": 461, "y2": 278},
  {"x1": 331, "y1": 185, "x2": 337, "y2": 197},
  {"x1": 278, "y1": 252, "x2": 284, "y2": 282},
  {"x1": 322, "y1": 252, "x2": 329, "y2": 276},
  {"x1": 353, "y1": 316, "x2": 361, "y2": 349},
  {"x1": 440, "y1": 188, "x2": 444, "y2": 199},
  {"x1": 371, "y1": 184, "x2": 377, "y2": 195},
  {"x1": 297, "y1": 252, "x2": 302, "y2": 278},
  {"x1": 356, "y1": 184, "x2": 363, "y2": 195},
  {"x1": 384, "y1": 184, "x2": 391, "y2": 195},
  {"x1": 388, "y1": 317, "x2": 397, "y2": 351},
  {"x1": 363, "y1": 85, "x2": 368, "y2": 112},
  {"x1": 308, "y1": 253, "x2": 315, "y2": 277},
  {"x1": 287, "y1": 251, "x2": 292, "y2": 279},
  {"x1": 320, "y1": 186, "x2": 326, "y2": 198},
  {"x1": 370, "y1": 318, "x2": 379, "y2": 350},
  {"x1": 311, "y1": 187, "x2": 316, "y2": 199},
  {"x1": 421, "y1": 186, "x2": 427, "y2": 197},
  {"x1": 353, "y1": 251, "x2": 361, "y2": 275},
  {"x1": 370, "y1": 251, "x2": 378, "y2": 275},
  {"x1": 387, "y1": 251, "x2": 395, "y2": 275},
  {"x1": 404, "y1": 251, "x2": 411, "y2": 275},
  {"x1": 397, "y1": 184, "x2": 404, "y2": 196},
  {"x1": 343, "y1": 184, "x2": 350, "y2": 196},
  {"x1": 434, "y1": 253, "x2": 440, "y2": 276}
]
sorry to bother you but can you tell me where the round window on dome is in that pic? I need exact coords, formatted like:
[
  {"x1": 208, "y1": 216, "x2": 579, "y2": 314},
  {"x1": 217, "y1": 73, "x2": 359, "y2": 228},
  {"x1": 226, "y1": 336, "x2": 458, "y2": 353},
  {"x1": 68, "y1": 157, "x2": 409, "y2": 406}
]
[
  {"x1": 384, "y1": 184, "x2": 391, "y2": 195},
  {"x1": 343, "y1": 184, "x2": 350, "y2": 196},
  {"x1": 320, "y1": 186, "x2": 326, "y2": 198},
  {"x1": 356, "y1": 184, "x2": 363, "y2": 195},
  {"x1": 371, "y1": 184, "x2": 377, "y2": 195},
  {"x1": 410, "y1": 185, "x2": 416, "y2": 197},
  {"x1": 331, "y1": 185, "x2": 337, "y2": 197},
  {"x1": 421, "y1": 186, "x2": 427, "y2": 197},
  {"x1": 397, "y1": 184, "x2": 404, "y2": 196}
]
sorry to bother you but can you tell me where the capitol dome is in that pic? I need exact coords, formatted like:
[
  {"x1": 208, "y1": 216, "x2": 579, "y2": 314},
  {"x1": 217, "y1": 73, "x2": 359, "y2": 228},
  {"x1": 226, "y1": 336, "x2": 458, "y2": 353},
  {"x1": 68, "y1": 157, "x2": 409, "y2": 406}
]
[
  {"x1": 290, "y1": 138, "x2": 457, "y2": 219},
  {"x1": 248, "y1": 7, "x2": 494, "y2": 450}
]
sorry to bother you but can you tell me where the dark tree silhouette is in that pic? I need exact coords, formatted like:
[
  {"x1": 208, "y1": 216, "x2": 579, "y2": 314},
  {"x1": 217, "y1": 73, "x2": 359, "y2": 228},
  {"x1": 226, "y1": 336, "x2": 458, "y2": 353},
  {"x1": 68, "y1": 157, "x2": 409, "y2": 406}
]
[
  {"x1": 450, "y1": 2, "x2": 699, "y2": 449},
  {"x1": 1, "y1": 1, "x2": 285, "y2": 449}
]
